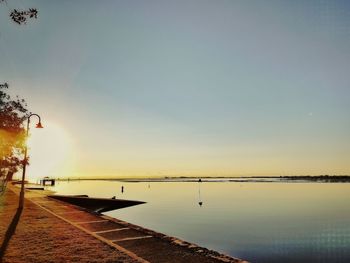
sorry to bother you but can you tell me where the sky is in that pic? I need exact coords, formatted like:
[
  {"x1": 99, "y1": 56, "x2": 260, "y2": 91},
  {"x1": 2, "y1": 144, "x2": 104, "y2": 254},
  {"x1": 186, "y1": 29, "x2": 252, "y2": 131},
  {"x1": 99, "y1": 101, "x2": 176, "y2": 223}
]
[{"x1": 0, "y1": 0, "x2": 349, "y2": 178}]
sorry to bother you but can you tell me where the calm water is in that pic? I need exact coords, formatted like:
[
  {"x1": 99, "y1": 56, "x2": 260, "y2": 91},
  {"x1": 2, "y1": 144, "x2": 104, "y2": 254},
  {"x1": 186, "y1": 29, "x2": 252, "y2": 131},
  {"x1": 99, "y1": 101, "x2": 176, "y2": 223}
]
[{"x1": 48, "y1": 181, "x2": 350, "y2": 263}]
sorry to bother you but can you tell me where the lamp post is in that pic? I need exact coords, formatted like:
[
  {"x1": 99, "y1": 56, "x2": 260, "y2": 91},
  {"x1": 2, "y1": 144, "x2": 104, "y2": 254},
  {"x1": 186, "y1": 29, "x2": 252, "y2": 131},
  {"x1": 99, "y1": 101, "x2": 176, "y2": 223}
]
[{"x1": 19, "y1": 113, "x2": 43, "y2": 209}]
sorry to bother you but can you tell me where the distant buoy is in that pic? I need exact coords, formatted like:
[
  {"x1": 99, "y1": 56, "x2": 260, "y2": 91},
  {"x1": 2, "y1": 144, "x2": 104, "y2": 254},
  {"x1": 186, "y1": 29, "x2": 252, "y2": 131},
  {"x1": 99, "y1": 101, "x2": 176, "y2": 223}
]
[{"x1": 198, "y1": 180, "x2": 203, "y2": 206}]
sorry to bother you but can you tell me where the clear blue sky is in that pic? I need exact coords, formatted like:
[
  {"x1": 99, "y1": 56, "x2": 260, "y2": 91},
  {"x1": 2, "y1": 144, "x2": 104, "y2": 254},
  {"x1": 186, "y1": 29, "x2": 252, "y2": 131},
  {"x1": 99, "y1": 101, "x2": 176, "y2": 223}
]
[{"x1": 1, "y1": 0, "x2": 349, "y2": 177}]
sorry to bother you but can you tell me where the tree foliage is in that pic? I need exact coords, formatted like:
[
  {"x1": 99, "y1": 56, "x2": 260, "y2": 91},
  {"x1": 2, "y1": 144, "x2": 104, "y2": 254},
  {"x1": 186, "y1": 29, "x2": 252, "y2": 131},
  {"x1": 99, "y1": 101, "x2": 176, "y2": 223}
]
[
  {"x1": 0, "y1": 1, "x2": 38, "y2": 25},
  {"x1": 0, "y1": 83, "x2": 28, "y2": 180},
  {"x1": 10, "y1": 8, "x2": 38, "y2": 25}
]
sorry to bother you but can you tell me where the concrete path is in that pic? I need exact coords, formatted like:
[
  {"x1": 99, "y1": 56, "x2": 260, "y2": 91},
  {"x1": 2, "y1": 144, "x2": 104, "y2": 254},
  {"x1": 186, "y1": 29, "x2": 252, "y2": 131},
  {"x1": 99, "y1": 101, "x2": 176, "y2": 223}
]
[{"x1": 0, "y1": 187, "x2": 136, "y2": 263}]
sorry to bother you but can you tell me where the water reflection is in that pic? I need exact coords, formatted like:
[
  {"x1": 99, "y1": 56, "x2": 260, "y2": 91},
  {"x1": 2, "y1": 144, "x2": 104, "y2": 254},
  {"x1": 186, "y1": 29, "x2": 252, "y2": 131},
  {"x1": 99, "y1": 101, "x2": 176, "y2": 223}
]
[
  {"x1": 49, "y1": 181, "x2": 350, "y2": 262},
  {"x1": 198, "y1": 180, "x2": 203, "y2": 207}
]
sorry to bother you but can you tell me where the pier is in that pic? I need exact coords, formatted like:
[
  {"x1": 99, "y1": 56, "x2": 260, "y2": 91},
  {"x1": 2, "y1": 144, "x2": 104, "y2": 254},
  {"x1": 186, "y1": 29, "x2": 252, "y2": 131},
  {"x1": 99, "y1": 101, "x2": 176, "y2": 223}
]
[{"x1": 39, "y1": 178, "x2": 55, "y2": 186}]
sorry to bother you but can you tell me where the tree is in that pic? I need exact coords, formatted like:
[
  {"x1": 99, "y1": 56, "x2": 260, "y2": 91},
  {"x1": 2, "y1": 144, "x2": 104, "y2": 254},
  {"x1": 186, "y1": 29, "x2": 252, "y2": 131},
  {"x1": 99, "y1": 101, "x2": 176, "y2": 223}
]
[
  {"x1": 10, "y1": 8, "x2": 38, "y2": 25},
  {"x1": 0, "y1": 1, "x2": 38, "y2": 25},
  {"x1": 0, "y1": 2, "x2": 37, "y2": 193},
  {"x1": 0, "y1": 83, "x2": 28, "y2": 191}
]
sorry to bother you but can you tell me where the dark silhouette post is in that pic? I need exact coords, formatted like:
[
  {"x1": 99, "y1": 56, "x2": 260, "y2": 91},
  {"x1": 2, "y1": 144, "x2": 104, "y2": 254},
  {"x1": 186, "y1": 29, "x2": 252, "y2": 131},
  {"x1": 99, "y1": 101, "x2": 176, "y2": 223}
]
[
  {"x1": 19, "y1": 114, "x2": 43, "y2": 209},
  {"x1": 198, "y1": 179, "x2": 203, "y2": 207}
]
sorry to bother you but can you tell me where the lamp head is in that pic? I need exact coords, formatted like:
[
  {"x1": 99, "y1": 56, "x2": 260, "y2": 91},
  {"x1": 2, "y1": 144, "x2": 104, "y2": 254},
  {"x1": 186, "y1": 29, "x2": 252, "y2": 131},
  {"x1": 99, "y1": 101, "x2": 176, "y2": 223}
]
[{"x1": 36, "y1": 122, "x2": 43, "y2": 128}]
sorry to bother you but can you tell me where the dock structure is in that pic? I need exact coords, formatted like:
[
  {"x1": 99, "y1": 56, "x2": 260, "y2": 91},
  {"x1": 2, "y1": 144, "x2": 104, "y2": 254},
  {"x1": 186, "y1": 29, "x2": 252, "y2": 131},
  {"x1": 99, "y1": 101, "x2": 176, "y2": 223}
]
[
  {"x1": 1, "y1": 186, "x2": 248, "y2": 263},
  {"x1": 39, "y1": 178, "x2": 55, "y2": 186}
]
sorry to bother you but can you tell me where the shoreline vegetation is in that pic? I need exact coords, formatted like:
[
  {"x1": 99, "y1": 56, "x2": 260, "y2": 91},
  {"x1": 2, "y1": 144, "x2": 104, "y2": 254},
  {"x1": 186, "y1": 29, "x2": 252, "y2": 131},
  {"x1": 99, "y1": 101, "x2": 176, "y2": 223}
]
[{"x1": 51, "y1": 175, "x2": 350, "y2": 183}]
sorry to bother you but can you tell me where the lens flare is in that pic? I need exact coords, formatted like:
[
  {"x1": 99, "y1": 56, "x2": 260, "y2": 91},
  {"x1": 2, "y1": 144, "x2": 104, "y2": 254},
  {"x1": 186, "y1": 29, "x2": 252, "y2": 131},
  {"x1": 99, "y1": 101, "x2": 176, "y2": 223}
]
[{"x1": 25, "y1": 121, "x2": 74, "y2": 182}]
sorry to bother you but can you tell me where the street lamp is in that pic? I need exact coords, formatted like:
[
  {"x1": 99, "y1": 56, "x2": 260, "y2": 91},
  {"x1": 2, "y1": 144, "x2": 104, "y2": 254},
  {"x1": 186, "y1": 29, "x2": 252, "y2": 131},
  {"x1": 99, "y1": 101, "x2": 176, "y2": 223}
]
[{"x1": 19, "y1": 113, "x2": 43, "y2": 209}]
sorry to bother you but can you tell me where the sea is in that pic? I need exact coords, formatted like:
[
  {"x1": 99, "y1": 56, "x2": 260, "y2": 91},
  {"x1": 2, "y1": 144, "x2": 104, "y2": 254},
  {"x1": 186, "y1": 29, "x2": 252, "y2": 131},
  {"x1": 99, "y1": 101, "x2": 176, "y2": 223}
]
[{"x1": 47, "y1": 179, "x2": 350, "y2": 263}]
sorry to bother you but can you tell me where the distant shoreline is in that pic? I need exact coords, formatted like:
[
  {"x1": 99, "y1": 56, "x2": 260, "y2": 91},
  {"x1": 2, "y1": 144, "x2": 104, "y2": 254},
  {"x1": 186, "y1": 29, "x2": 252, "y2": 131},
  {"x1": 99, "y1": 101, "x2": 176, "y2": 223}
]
[{"x1": 52, "y1": 175, "x2": 350, "y2": 183}]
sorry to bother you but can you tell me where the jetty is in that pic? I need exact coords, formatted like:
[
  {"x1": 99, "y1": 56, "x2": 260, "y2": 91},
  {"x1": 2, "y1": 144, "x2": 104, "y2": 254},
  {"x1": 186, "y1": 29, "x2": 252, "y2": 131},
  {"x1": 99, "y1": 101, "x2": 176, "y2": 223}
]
[
  {"x1": 0, "y1": 185, "x2": 247, "y2": 263},
  {"x1": 48, "y1": 194, "x2": 145, "y2": 213},
  {"x1": 39, "y1": 177, "x2": 56, "y2": 186}
]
